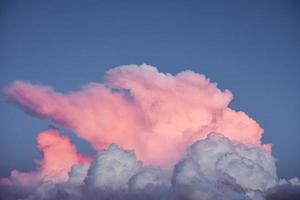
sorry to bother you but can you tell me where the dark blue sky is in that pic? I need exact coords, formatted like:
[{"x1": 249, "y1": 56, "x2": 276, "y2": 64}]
[{"x1": 0, "y1": 0, "x2": 299, "y2": 179}]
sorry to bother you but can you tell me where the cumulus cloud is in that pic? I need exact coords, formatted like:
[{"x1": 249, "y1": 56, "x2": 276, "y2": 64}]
[
  {"x1": 67, "y1": 163, "x2": 90, "y2": 185},
  {"x1": 84, "y1": 143, "x2": 142, "y2": 190},
  {"x1": 3, "y1": 128, "x2": 90, "y2": 187},
  {"x1": 129, "y1": 167, "x2": 170, "y2": 191},
  {"x1": 1, "y1": 64, "x2": 298, "y2": 199},
  {"x1": 265, "y1": 178, "x2": 300, "y2": 200},
  {"x1": 172, "y1": 133, "x2": 277, "y2": 200},
  {"x1": 1, "y1": 134, "x2": 298, "y2": 200},
  {"x1": 4, "y1": 64, "x2": 269, "y2": 168}
]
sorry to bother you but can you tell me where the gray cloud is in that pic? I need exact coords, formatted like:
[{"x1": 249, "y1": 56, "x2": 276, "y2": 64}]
[{"x1": 1, "y1": 134, "x2": 299, "y2": 200}]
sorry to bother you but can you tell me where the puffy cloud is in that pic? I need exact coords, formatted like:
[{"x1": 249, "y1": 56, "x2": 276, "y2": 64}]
[
  {"x1": 0, "y1": 143, "x2": 169, "y2": 200},
  {"x1": 67, "y1": 163, "x2": 90, "y2": 185},
  {"x1": 37, "y1": 128, "x2": 91, "y2": 182},
  {"x1": 2, "y1": 64, "x2": 298, "y2": 199},
  {"x1": 2, "y1": 134, "x2": 297, "y2": 200},
  {"x1": 4, "y1": 64, "x2": 268, "y2": 168},
  {"x1": 172, "y1": 133, "x2": 277, "y2": 200},
  {"x1": 5, "y1": 128, "x2": 90, "y2": 187},
  {"x1": 265, "y1": 178, "x2": 300, "y2": 200},
  {"x1": 129, "y1": 167, "x2": 170, "y2": 191},
  {"x1": 84, "y1": 144, "x2": 142, "y2": 190}
]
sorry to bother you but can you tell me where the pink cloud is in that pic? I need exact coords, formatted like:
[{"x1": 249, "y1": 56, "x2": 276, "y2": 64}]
[
  {"x1": 4, "y1": 64, "x2": 270, "y2": 168},
  {"x1": 3, "y1": 129, "x2": 90, "y2": 186}
]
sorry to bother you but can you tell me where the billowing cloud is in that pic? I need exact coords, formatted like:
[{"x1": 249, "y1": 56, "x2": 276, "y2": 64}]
[
  {"x1": 4, "y1": 64, "x2": 269, "y2": 168},
  {"x1": 1, "y1": 134, "x2": 297, "y2": 200},
  {"x1": 172, "y1": 133, "x2": 277, "y2": 200},
  {"x1": 1, "y1": 64, "x2": 298, "y2": 199},
  {"x1": 84, "y1": 143, "x2": 142, "y2": 190},
  {"x1": 4, "y1": 128, "x2": 90, "y2": 187},
  {"x1": 265, "y1": 178, "x2": 300, "y2": 200}
]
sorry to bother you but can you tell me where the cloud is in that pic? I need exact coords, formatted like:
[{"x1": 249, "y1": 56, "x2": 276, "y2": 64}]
[
  {"x1": 172, "y1": 133, "x2": 277, "y2": 200},
  {"x1": 1, "y1": 64, "x2": 298, "y2": 199},
  {"x1": 67, "y1": 163, "x2": 90, "y2": 185},
  {"x1": 1, "y1": 134, "x2": 298, "y2": 200},
  {"x1": 4, "y1": 64, "x2": 269, "y2": 168},
  {"x1": 84, "y1": 143, "x2": 142, "y2": 190},
  {"x1": 129, "y1": 167, "x2": 170, "y2": 191},
  {"x1": 265, "y1": 178, "x2": 300, "y2": 200},
  {"x1": 4, "y1": 128, "x2": 90, "y2": 187}
]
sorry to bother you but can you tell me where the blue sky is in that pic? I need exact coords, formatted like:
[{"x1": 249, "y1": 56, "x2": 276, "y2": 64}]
[{"x1": 0, "y1": 0, "x2": 299, "y2": 179}]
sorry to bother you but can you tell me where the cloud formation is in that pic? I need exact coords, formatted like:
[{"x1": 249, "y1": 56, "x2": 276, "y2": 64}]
[
  {"x1": 1, "y1": 129, "x2": 90, "y2": 187},
  {"x1": 1, "y1": 64, "x2": 298, "y2": 199},
  {"x1": 1, "y1": 134, "x2": 297, "y2": 200},
  {"x1": 4, "y1": 64, "x2": 269, "y2": 169},
  {"x1": 172, "y1": 133, "x2": 277, "y2": 200}
]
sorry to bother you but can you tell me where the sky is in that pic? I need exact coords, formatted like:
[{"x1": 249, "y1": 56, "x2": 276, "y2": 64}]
[{"x1": 0, "y1": 0, "x2": 299, "y2": 180}]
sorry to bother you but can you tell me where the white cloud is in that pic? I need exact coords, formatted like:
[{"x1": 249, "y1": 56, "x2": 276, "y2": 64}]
[
  {"x1": 0, "y1": 134, "x2": 299, "y2": 200},
  {"x1": 84, "y1": 144, "x2": 142, "y2": 190},
  {"x1": 172, "y1": 133, "x2": 278, "y2": 199}
]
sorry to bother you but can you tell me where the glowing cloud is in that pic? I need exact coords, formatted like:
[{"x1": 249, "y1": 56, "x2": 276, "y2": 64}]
[
  {"x1": 6, "y1": 129, "x2": 90, "y2": 187},
  {"x1": 1, "y1": 65, "x2": 299, "y2": 199},
  {"x1": 4, "y1": 64, "x2": 269, "y2": 168},
  {"x1": 1, "y1": 134, "x2": 292, "y2": 200}
]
